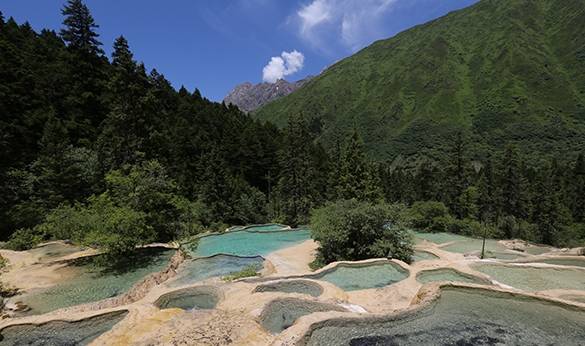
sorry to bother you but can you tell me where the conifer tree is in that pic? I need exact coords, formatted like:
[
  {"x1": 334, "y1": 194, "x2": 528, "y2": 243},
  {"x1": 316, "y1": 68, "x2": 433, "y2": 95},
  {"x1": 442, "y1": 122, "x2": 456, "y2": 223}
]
[
  {"x1": 338, "y1": 129, "x2": 369, "y2": 200},
  {"x1": 275, "y1": 113, "x2": 317, "y2": 226},
  {"x1": 500, "y1": 145, "x2": 529, "y2": 219},
  {"x1": 444, "y1": 131, "x2": 468, "y2": 218},
  {"x1": 572, "y1": 153, "x2": 585, "y2": 222},
  {"x1": 477, "y1": 157, "x2": 497, "y2": 223},
  {"x1": 60, "y1": 0, "x2": 103, "y2": 55}
]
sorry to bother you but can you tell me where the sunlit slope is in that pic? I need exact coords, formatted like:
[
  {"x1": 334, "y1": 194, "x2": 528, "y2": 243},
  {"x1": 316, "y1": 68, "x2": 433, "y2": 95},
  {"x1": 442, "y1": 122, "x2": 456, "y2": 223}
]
[{"x1": 255, "y1": 0, "x2": 585, "y2": 159}]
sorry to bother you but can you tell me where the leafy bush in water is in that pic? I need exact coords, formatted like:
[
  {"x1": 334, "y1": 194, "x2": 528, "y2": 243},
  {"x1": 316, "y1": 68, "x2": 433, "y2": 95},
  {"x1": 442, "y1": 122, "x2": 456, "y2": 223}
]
[{"x1": 310, "y1": 199, "x2": 414, "y2": 264}]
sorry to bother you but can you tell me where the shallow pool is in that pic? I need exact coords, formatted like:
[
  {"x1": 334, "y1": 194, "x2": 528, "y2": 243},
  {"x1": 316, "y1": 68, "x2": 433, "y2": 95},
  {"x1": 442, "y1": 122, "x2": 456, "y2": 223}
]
[
  {"x1": 260, "y1": 298, "x2": 345, "y2": 334},
  {"x1": 441, "y1": 239, "x2": 526, "y2": 260},
  {"x1": 242, "y1": 224, "x2": 289, "y2": 233},
  {"x1": 254, "y1": 280, "x2": 323, "y2": 297},
  {"x1": 169, "y1": 254, "x2": 264, "y2": 287},
  {"x1": 533, "y1": 258, "x2": 585, "y2": 268},
  {"x1": 29, "y1": 242, "x2": 85, "y2": 264},
  {"x1": 305, "y1": 288, "x2": 585, "y2": 345},
  {"x1": 16, "y1": 248, "x2": 173, "y2": 315},
  {"x1": 411, "y1": 251, "x2": 439, "y2": 262},
  {"x1": 413, "y1": 232, "x2": 471, "y2": 245},
  {"x1": 473, "y1": 263, "x2": 585, "y2": 292},
  {"x1": 0, "y1": 310, "x2": 128, "y2": 345},
  {"x1": 191, "y1": 229, "x2": 310, "y2": 257},
  {"x1": 154, "y1": 286, "x2": 219, "y2": 310},
  {"x1": 416, "y1": 268, "x2": 489, "y2": 285},
  {"x1": 310, "y1": 262, "x2": 408, "y2": 291}
]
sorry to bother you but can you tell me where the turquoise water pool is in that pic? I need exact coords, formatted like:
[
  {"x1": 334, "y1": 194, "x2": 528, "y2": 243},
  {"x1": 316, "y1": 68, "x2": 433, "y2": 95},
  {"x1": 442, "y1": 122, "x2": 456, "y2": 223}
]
[
  {"x1": 533, "y1": 258, "x2": 585, "y2": 268},
  {"x1": 310, "y1": 262, "x2": 408, "y2": 291},
  {"x1": 305, "y1": 288, "x2": 585, "y2": 345},
  {"x1": 242, "y1": 224, "x2": 289, "y2": 232},
  {"x1": 169, "y1": 254, "x2": 264, "y2": 287},
  {"x1": 260, "y1": 298, "x2": 345, "y2": 334},
  {"x1": 441, "y1": 239, "x2": 526, "y2": 259},
  {"x1": 16, "y1": 248, "x2": 174, "y2": 315},
  {"x1": 413, "y1": 232, "x2": 472, "y2": 244},
  {"x1": 254, "y1": 280, "x2": 324, "y2": 297},
  {"x1": 416, "y1": 268, "x2": 489, "y2": 285},
  {"x1": 154, "y1": 286, "x2": 219, "y2": 310},
  {"x1": 191, "y1": 229, "x2": 310, "y2": 257},
  {"x1": 0, "y1": 310, "x2": 128, "y2": 345},
  {"x1": 411, "y1": 251, "x2": 439, "y2": 262},
  {"x1": 473, "y1": 263, "x2": 585, "y2": 292}
]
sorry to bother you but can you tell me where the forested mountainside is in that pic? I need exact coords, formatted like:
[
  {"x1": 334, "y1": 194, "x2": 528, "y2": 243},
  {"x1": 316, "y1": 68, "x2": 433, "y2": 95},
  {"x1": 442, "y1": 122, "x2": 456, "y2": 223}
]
[
  {"x1": 0, "y1": 1, "x2": 584, "y2": 255},
  {"x1": 255, "y1": 0, "x2": 585, "y2": 162}
]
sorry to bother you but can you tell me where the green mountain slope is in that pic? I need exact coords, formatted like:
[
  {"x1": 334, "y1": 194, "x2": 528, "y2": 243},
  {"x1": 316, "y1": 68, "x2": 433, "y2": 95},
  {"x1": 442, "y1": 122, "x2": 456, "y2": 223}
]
[{"x1": 255, "y1": 0, "x2": 585, "y2": 160}]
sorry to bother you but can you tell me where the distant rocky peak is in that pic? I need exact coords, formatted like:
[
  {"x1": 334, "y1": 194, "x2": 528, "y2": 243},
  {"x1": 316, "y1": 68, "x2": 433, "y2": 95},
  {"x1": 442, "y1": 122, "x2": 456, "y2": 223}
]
[{"x1": 224, "y1": 77, "x2": 312, "y2": 113}]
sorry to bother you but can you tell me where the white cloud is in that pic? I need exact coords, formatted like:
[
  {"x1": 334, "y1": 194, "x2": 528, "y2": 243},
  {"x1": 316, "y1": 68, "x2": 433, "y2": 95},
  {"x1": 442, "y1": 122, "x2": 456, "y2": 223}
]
[
  {"x1": 262, "y1": 50, "x2": 305, "y2": 83},
  {"x1": 296, "y1": 0, "x2": 397, "y2": 52}
]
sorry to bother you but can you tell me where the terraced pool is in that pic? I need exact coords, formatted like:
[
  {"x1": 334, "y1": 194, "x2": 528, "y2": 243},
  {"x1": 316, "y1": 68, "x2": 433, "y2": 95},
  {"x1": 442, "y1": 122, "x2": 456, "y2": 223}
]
[
  {"x1": 169, "y1": 254, "x2": 264, "y2": 287},
  {"x1": 254, "y1": 280, "x2": 323, "y2": 297},
  {"x1": 309, "y1": 262, "x2": 408, "y2": 291},
  {"x1": 305, "y1": 288, "x2": 585, "y2": 345},
  {"x1": 154, "y1": 286, "x2": 219, "y2": 310},
  {"x1": 472, "y1": 263, "x2": 585, "y2": 291},
  {"x1": 411, "y1": 251, "x2": 439, "y2": 262},
  {"x1": 413, "y1": 232, "x2": 471, "y2": 244},
  {"x1": 190, "y1": 228, "x2": 310, "y2": 257},
  {"x1": 416, "y1": 268, "x2": 489, "y2": 285},
  {"x1": 0, "y1": 310, "x2": 128, "y2": 345},
  {"x1": 260, "y1": 298, "x2": 345, "y2": 334},
  {"x1": 14, "y1": 248, "x2": 173, "y2": 315}
]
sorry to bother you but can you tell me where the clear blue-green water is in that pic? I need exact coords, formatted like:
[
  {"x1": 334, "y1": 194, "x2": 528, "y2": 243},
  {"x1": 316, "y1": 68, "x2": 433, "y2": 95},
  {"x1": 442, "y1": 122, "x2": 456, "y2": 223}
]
[
  {"x1": 0, "y1": 310, "x2": 128, "y2": 345},
  {"x1": 260, "y1": 298, "x2": 345, "y2": 334},
  {"x1": 310, "y1": 262, "x2": 408, "y2": 291},
  {"x1": 191, "y1": 229, "x2": 310, "y2": 257},
  {"x1": 16, "y1": 248, "x2": 174, "y2": 315},
  {"x1": 441, "y1": 239, "x2": 526, "y2": 260},
  {"x1": 413, "y1": 232, "x2": 472, "y2": 244},
  {"x1": 524, "y1": 246, "x2": 554, "y2": 255},
  {"x1": 534, "y1": 258, "x2": 585, "y2": 268},
  {"x1": 242, "y1": 224, "x2": 289, "y2": 232},
  {"x1": 154, "y1": 286, "x2": 219, "y2": 310},
  {"x1": 416, "y1": 268, "x2": 489, "y2": 285},
  {"x1": 473, "y1": 263, "x2": 585, "y2": 292},
  {"x1": 305, "y1": 288, "x2": 585, "y2": 345},
  {"x1": 254, "y1": 280, "x2": 324, "y2": 297},
  {"x1": 169, "y1": 254, "x2": 264, "y2": 287},
  {"x1": 411, "y1": 251, "x2": 439, "y2": 262}
]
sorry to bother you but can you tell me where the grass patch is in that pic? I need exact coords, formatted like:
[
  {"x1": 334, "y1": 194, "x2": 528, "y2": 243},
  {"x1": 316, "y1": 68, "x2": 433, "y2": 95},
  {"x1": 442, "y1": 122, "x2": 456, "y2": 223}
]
[{"x1": 222, "y1": 265, "x2": 260, "y2": 282}]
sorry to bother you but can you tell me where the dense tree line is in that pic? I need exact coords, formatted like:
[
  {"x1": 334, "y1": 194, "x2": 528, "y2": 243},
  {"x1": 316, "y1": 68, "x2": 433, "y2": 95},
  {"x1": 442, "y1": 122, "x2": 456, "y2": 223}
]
[
  {"x1": 1, "y1": 1, "x2": 583, "y2": 256},
  {"x1": 0, "y1": 2, "x2": 284, "y2": 252}
]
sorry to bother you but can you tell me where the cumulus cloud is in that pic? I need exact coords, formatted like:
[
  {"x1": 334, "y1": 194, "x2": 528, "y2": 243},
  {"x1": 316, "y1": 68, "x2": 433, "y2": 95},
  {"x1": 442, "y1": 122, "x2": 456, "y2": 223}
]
[
  {"x1": 296, "y1": 0, "x2": 397, "y2": 52},
  {"x1": 262, "y1": 50, "x2": 305, "y2": 83}
]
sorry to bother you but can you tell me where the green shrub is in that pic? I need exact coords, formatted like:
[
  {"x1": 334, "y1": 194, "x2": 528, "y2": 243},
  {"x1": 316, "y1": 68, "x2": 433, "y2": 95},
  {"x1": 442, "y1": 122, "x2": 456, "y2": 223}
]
[
  {"x1": 310, "y1": 199, "x2": 414, "y2": 264},
  {"x1": 407, "y1": 201, "x2": 452, "y2": 232},
  {"x1": 6, "y1": 228, "x2": 43, "y2": 251},
  {"x1": 222, "y1": 264, "x2": 260, "y2": 281}
]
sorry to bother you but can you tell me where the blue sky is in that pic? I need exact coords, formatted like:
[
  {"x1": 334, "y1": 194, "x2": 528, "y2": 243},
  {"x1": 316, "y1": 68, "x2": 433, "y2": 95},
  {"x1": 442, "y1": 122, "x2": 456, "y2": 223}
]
[{"x1": 2, "y1": 0, "x2": 478, "y2": 101}]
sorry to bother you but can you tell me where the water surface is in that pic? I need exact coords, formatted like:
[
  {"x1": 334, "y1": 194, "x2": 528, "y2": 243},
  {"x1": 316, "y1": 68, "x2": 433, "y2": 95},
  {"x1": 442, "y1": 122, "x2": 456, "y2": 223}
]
[
  {"x1": 254, "y1": 280, "x2": 323, "y2": 297},
  {"x1": 310, "y1": 262, "x2": 408, "y2": 291},
  {"x1": 473, "y1": 263, "x2": 585, "y2": 291},
  {"x1": 169, "y1": 254, "x2": 264, "y2": 287},
  {"x1": 260, "y1": 298, "x2": 344, "y2": 334},
  {"x1": 155, "y1": 286, "x2": 219, "y2": 310},
  {"x1": 191, "y1": 229, "x2": 310, "y2": 257},
  {"x1": 306, "y1": 288, "x2": 585, "y2": 345},
  {"x1": 16, "y1": 248, "x2": 173, "y2": 315},
  {"x1": 0, "y1": 310, "x2": 128, "y2": 346},
  {"x1": 416, "y1": 268, "x2": 489, "y2": 285}
]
